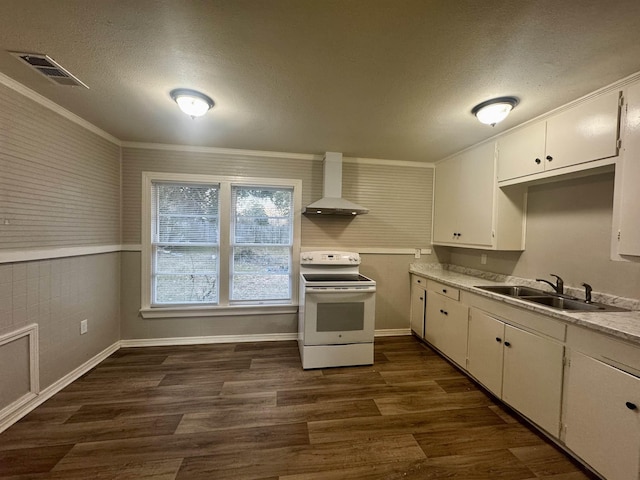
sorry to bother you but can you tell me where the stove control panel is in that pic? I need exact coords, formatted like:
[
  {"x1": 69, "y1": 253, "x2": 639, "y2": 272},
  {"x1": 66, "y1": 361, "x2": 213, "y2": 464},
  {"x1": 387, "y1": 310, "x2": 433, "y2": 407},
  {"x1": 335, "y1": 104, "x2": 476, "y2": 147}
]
[{"x1": 301, "y1": 251, "x2": 361, "y2": 265}]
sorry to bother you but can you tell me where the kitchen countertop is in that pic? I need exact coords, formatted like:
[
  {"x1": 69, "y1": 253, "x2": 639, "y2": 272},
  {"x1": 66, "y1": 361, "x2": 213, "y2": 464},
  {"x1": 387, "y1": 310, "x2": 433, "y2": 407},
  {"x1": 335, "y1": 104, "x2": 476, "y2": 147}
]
[{"x1": 409, "y1": 263, "x2": 640, "y2": 346}]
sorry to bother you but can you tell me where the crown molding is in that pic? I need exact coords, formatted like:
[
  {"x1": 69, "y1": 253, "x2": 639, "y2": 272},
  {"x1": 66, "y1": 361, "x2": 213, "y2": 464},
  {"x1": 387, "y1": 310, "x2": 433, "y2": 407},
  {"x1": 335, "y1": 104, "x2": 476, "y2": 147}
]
[{"x1": 0, "y1": 72, "x2": 121, "y2": 146}]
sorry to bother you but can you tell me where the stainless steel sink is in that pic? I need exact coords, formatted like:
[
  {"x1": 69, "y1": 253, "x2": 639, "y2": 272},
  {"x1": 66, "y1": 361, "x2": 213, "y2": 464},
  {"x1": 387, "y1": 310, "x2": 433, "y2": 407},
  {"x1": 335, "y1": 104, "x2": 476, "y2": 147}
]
[
  {"x1": 475, "y1": 285, "x2": 628, "y2": 312},
  {"x1": 475, "y1": 285, "x2": 546, "y2": 297},
  {"x1": 525, "y1": 296, "x2": 628, "y2": 312}
]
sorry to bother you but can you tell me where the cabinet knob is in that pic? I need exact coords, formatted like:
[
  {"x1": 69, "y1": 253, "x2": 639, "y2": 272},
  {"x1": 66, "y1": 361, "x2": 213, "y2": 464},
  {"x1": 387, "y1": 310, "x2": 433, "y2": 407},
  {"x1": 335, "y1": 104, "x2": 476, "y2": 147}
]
[
  {"x1": 546, "y1": 155, "x2": 553, "y2": 161},
  {"x1": 495, "y1": 337, "x2": 502, "y2": 343},
  {"x1": 417, "y1": 279, "x2": 422, "y2": 283},
  {"x1": 419, "y1": 297, "x2": 423, "y2": 301},
  {"x1": 626, "y1": 402, "x2": 638, "y2": 410},
  {"x1": 504, "y1": 341, "x2": 511, "y2": 347},
  {"x1": 442, "y1": 289, "x2": 447, "y2": 293},
  {"x1": 535, "y1": 158, "x2": 541, "y2": 164},
  {"x1": 443, "y1": 310, "x2": 448, "y2": 316}
]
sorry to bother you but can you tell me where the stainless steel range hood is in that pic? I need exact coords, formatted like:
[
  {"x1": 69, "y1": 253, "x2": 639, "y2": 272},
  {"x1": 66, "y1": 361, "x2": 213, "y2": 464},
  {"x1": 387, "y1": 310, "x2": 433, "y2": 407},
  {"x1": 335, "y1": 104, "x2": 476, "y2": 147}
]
[{"x1": 303, "y1": 152, "x2": 369, "y2": 216}]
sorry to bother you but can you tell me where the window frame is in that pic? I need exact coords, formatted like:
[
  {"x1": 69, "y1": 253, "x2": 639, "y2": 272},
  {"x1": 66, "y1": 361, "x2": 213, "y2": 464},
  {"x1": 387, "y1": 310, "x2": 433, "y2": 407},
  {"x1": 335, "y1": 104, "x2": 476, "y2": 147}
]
[{"x1": 141, "y1": 171, "x2": 301, "y2": 318}]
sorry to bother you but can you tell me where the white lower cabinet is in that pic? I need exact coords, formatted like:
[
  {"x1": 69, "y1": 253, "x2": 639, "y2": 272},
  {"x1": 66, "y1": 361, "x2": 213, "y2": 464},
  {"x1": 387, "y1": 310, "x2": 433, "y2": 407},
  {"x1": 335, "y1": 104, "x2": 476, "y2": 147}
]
[
  {"x1": 419, "y1": 285, "x2": 640, "y2": 480},
  {"x1": 424, "y1": 288, "x2": 468, "y2": 367},
  {"x1": 467, "y1": 308, "x2": 505, "y2": 396},
  {"x1": 564, "y1": 351, "x2": 640, "y2": 480},
  {"x1": 467, "y1": 308, "x2": 564, "y2": 437},
  {"x1": 502, "y1": 324, "x2": 564, "y2": 437},
  {"x1": 409, "y1": 275, "x2": 427, "y2": 338}
]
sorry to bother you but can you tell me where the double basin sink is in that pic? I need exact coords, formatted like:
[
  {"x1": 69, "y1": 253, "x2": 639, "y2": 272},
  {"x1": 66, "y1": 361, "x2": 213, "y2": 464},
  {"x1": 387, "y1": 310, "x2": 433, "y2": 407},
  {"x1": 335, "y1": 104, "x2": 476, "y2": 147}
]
[{"x1": 475, "y1": 285, "x2": 628, "y2": 312}]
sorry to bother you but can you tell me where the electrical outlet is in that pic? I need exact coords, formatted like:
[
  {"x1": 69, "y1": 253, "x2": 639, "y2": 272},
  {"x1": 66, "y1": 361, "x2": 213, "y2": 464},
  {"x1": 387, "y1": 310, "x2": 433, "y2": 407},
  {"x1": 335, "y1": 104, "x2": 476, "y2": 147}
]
[
  {"x1": 415, "y1": 248, "x2": 421, "y2": 259},
  {"x1": 80, "y1": 319, "x2": 88, "y2": 335},
  {"x1": 480, "y1": 254, "x2": 487, "y2": 265}
]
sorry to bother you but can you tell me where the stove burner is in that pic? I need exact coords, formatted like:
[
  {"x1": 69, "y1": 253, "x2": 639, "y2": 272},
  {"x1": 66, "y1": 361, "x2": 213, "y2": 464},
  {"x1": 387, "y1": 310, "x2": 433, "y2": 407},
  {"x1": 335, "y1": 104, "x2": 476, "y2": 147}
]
[{"x1": 302, "y1": 274, "x2": 372, "y2": 282}]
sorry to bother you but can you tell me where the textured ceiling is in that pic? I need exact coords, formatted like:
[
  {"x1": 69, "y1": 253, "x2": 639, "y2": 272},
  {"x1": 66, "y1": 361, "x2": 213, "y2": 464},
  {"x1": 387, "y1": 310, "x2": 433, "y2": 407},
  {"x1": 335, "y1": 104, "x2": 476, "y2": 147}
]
[{"x1": 2, "y1": 0, "x2": 640, "y2": 163}]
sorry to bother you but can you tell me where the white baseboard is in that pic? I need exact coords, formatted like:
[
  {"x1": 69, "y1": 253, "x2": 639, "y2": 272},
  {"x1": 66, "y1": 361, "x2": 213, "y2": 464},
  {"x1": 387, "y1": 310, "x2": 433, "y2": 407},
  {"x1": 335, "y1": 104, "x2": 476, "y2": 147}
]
[
  {"x1": 121, "y1": 330, "x2": 410, "y2": 348},
  {"x1": 375, "y1": 328, "x2": 412, "y2": 337},
  {"x1": 120, "y1": 332, "x2": 298, "y2": 348},
  {"x1": 0, "y1": 341, "x2": 120, "y2": 434}
]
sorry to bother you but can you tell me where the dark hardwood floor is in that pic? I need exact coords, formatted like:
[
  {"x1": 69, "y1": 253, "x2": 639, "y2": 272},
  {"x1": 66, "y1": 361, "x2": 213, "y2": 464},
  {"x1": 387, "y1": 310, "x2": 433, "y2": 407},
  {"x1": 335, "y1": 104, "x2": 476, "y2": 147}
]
[{"x1": 0, "y1": 336, "x2": 599, "y2": 479}]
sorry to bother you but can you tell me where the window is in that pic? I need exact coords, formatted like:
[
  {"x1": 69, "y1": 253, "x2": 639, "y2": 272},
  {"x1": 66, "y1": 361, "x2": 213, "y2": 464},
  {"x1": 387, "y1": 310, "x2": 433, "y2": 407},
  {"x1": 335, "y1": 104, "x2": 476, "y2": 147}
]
[
  {"x1": 141, "y1": 172, "x2": 301, "y2": 317},
  {"x1": 152, "y1": 183, "x2": 220, "y2": 304},
  {"x1": 231, "y1": 186, "x2": 293, "y2": 301}
]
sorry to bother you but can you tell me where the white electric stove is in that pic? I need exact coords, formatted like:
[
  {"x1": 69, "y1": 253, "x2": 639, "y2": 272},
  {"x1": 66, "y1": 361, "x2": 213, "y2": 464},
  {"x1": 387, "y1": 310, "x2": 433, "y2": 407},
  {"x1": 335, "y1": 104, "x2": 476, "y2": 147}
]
[{"x1": 298, "y1": 251, "x2": 376, "y2": 369}]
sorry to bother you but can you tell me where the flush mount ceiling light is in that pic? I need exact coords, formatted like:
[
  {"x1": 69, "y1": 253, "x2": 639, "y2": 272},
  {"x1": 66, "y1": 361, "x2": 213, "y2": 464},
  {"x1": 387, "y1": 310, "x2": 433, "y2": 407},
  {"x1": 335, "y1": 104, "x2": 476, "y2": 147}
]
[
  {"x1": 170, "y1": 88, "x2": 214, "y2": 118},
  {"x1": 471, "y1": 96, "x2": 519, "y2": 126}
]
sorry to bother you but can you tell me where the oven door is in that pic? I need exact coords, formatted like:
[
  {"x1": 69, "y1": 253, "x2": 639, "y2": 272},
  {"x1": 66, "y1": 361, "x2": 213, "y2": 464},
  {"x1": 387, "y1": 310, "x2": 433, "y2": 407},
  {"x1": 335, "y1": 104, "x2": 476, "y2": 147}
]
[{"x1": 303, "y1": 287, "x2": 375, "y2": 345}]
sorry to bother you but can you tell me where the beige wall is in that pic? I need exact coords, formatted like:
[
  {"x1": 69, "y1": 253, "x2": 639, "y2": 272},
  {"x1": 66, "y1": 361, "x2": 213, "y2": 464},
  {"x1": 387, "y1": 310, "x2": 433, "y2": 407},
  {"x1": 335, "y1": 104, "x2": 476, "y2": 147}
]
[
  {"x1": 0, "y1": 255, "x2": 120, "y2": 389},
  {"x1": 0, "y1": 334, "x2": 29, "y2": 407},
  {"x1": 442, "y1": 173, "x2": 640, "y2": 299},
  {"x1": 120, "y1": 146, "x2": 434, "y2": 338},
  {"x1": 121, "y1": 147, "x2": 433, "y2": 248},
  {"x1": 0, "y1": 84, "x2": 121, "y2": 412},
  {"x1": 360, "y1": 252, "x2": 439, "y2": 330},
  {"x1": 120, "y1": 251, "x2": 297, "y2": 338},
  {"x1": 0, "y1": 84, "x2": 120, "y2": 249}
]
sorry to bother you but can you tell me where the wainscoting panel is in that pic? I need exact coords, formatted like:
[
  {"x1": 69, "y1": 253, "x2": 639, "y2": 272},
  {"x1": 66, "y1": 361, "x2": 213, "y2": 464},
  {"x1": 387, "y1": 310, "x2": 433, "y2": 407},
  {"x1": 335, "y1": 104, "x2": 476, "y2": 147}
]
[{"x1": 0, "y1": 324, "x2": 38, "y2": 423}]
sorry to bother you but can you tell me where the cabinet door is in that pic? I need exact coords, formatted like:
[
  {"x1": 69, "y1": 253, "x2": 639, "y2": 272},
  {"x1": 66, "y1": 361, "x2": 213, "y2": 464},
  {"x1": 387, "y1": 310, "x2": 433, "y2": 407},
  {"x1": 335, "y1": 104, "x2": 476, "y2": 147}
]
[
  {"x1": 565, "y1": 352, "x2": 640, "y2": 480},
  {"x1": 432, "y1": 155, "x2": 461, "y2": 244},
  {"x1": 502, "y1": 325, "x2": 564, "y2": 436},
  {"x1": 425, "y1": 291, "x2": 468, "y2": 367},
  {"x1": 467, "y1": 309, "x2": 505, "y2": 396},
  {"x1": 545, "y1": 90, "x2": 620, "y2": 170},
  {"x1": 618, "y1": 81, "x2": 640, "y2": 256},
  {"x1": 497, "y1": 121, "x2": 546, "y2": 181},
  {"x1": 410, "y1": 281, "x2": 426, "y2": 338},
  {"x1": 455, "y1": 143, "x2": 495, "y2": 247},
  {"x1": 433, "y1": 143, "x2": 495, "y2": 247}
]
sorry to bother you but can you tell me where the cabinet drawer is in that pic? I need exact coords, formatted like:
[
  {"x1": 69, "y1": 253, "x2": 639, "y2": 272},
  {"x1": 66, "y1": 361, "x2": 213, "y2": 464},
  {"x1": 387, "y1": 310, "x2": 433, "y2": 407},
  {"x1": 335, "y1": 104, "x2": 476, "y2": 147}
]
[
  {"x1": 464, "y1": 292, "x2": 566, "y2": 341},
  {"x1": 412, "y1": 275, "x2": 427, "y2": 288},
  {"x1": 427, "y1": 280, "x2": 460, "y2": 301},
  {"x1": 566, "y1": 325, "x2": 640, "y2": 375}
]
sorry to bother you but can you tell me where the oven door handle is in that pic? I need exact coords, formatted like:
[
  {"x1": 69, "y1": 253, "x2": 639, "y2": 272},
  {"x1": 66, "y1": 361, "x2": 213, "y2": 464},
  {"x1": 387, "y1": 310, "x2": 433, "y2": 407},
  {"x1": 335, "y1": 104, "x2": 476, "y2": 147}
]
[{"x1": 305, "y1": 286, "x2": 376, "y2": 293}]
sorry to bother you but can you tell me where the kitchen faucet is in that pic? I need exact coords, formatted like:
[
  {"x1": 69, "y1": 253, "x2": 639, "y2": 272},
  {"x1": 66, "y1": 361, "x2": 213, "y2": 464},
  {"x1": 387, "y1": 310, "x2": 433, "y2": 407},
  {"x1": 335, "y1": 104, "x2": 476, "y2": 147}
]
[
  {"x1": 582, "y1": 283, "x2": 593, "y2": 303},
  {"x1": 536, "y1": 274, "x2": 564, "y2": 295}
]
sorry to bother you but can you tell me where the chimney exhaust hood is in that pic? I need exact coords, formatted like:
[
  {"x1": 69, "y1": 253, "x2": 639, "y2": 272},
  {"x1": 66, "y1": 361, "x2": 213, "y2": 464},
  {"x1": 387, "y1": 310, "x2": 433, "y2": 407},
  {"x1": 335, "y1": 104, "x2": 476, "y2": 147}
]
[{"x1": 303, "y1": 152, "x2": 369, "y2": 216}]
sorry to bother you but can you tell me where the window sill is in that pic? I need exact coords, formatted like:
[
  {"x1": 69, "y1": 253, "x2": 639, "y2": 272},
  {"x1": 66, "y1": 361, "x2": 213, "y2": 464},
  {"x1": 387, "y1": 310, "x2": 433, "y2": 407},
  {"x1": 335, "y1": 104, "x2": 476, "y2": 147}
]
[{"x1": 140, "y1": 304, "x2": 299, "y2": 319}]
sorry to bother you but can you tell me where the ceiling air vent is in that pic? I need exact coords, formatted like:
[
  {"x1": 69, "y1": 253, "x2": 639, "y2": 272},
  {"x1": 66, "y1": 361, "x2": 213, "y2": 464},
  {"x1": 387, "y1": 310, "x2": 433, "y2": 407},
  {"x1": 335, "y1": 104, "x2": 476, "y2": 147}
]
[{"x1": 9, "y1": 52, "x2": 89, "y2": 88}]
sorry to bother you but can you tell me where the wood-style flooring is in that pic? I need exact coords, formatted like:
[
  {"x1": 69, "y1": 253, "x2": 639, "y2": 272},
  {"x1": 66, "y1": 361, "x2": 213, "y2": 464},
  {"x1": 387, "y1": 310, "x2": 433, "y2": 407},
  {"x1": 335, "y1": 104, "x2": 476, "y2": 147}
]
[{"x1": 0, "y1": 336, "x2": 599, "y2": 479}]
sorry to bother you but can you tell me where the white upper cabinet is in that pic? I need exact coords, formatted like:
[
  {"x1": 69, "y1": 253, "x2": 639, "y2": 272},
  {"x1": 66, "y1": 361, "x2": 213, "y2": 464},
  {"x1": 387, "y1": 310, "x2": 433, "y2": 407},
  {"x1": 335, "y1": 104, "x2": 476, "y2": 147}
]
[
  {"x1": 497, "y1": 121, "x2": 547, "y2": 181},
  {"x1": 498, "y1": 90, "x2": 621, "y2": 184},
  {"x1": 433, "y1": 141, "x2": 526, "y2": 250},
  {"x1": 617, "y1": 80, "x2": 640, "y2": 256}
]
